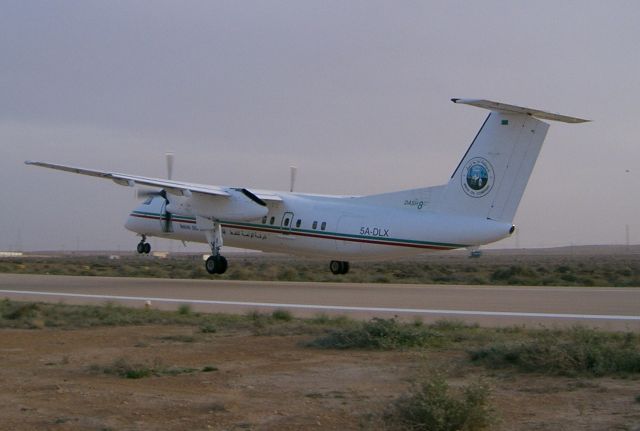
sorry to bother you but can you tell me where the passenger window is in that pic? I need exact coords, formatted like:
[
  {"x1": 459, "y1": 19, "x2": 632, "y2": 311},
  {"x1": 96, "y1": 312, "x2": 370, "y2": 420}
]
[
  {"x1": 269, "y1": 216, "x2": 275, "y2": 225},
  {"x1": 312, "y1": 221, "x2": 318, "y2": 229},
  {"x1": 284, "y1": 218, "x2": 290, "y2": 227},
  {"x1": 262, "y1": 216, "x2": 267, "y2": 224},
  {"x1": 296, "y1": 219, "x2": 301, "y2": 228},
  {"x1": 321, "y1": 221, "x2": 326, "y2": 231}
]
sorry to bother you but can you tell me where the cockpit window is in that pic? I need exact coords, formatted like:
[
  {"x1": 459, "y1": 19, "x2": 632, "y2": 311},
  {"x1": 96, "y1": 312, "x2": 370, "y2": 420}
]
[{"x1": 143, "y1": 197, "x2": 153, "y2": 205}]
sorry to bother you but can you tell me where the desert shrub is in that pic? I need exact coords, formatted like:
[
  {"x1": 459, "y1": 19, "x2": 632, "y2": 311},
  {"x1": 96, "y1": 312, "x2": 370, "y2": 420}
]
[
  {"x1": 159, "y1": 334, "x2": 196, "y2": 343},
  {"x1": 467, "y1": 276, "x2": 489, "y2": 285},
  {"x1": 556, "y1": 265, "x2": 571, "y2": 273},
  {"x1": 308, "y1": 318, "x2": 443, "y2": 350},
  {"x1": 373, "y1": 275, "x2": 391, "y2": 283},
  {"x1": 277, "y1": 268, "x2": 297, "y2": 281},
  {"x1": 579, "y1": 277, "x2": 596, "y2": 286},
  {"x1": 177, "y1": 304, "x2": 192, "y2": 315},
  {"x1": 2, "y1": 302, "x2": 40, "y2": 320},
  {"x1": 469, "y1": 327, "x2": 640, "y2": 376},
  {"x1": 200, "y1": 323, "x2": 217, "y2": 333},
  {"x1": 430, "y1": 320, "x2": 478, "y2": 332},
  {"x1": 385, "y1": 376, "x2": 494, "y2": 431},
  {"x1": 432, "y1": 275, "x2": 455, "y2": 283},
  {"x1": 309, "y1": 313, "x2": 351, "y2": 326},
  {"x1": 0, "y1": 299, "x2": 249, "y2": 330},
  {"x1": 227, "y1": 268, "x2": 248, "y2": 280},
  {"x1": 92, "y1": 357, "x2": 198, "y2": 379},
  {"x1": 490, "y1": 265, "x2": 535, "y2": 282},
  {"x1": 246, "y1": 310, "x2": 271, "y2": 329},
  {"x1": 271, "y1": 309, "x2": 293, "y2": 322},
  {"x1": 93, "y1": 357, "x2": 156, "y2": 379},
  {"x1": 560, "y1": 273, "x2": 577, "y2": 282}
]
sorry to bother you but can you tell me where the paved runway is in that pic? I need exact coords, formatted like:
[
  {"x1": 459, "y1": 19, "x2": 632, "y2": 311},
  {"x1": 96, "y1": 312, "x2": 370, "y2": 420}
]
[{"x1": 1, "y1": 273, "x2": 639, "y2": 330}]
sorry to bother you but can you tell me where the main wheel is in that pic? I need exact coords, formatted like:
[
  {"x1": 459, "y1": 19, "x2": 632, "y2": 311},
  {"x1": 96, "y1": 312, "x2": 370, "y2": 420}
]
[
  {"x1": 330, "y1": 260, "x2": 343, "y2": 275},
  {"x1": 136, "y1": 243, "x2": 145, "y2": 254},
  {"x1": 216, "y1": 255, "x2": 228, "y2": 274},
  {"x1": 143, "y1": 243, "x2": 151, "y2": 254},
  {"x1": 205, "y1": 255, "x2": 228, "y2": 275},
  {"x1": 341, "y1": 261, "x2": 350, "y2": 275},
  {"x1": 330, "y1": 260, "x2": 350, "y2": 275},
  {"x1": 205, "y1": 256, "x2": 216, "y2": 274}
]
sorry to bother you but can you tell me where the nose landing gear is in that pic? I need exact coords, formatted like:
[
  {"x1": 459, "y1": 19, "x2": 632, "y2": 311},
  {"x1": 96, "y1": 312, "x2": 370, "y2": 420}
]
[{"x1": 136, "y1": 236, "x2": 151, "y2": 254}]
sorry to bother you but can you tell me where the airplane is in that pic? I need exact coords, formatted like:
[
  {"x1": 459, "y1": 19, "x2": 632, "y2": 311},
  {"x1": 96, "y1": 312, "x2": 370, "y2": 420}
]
[{"x1": 25, "y1": 99, "x2": 588, "y2": 275}]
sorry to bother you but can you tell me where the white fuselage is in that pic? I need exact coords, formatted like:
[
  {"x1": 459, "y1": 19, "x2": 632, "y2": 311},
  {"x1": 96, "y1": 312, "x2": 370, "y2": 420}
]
[{"x1": 125, "y1": 193, "x2": 511, "y2": 260}]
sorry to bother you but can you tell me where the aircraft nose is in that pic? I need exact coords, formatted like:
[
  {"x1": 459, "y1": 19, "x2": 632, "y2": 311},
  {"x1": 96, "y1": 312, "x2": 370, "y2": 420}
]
[{"x1": 124, "y1": 213, "x2": 136, "y2": 232}]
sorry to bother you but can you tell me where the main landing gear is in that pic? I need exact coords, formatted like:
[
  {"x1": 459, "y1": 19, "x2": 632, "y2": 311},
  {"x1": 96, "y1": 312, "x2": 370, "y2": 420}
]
[
  {"x1": 203, "y1": 221, "x2": 228, "y2": 275},
  {"x1": 136, "y1": 236, "x2": 151, "y2": 254},
  {"x1": 330, "y1": 260, "x2": 349, "y2": 275}
]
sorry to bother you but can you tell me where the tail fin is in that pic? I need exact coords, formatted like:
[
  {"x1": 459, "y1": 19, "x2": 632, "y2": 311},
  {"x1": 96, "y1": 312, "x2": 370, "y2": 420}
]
[{"x1": 442, "y1": 99, "x2": 588, "y2": 223}]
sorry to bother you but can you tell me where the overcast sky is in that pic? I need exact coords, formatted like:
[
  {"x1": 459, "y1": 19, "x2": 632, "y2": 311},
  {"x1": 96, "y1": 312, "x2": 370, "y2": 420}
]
[{"x1": 2, "y1": 0, "x2": 639, "y2": 252}]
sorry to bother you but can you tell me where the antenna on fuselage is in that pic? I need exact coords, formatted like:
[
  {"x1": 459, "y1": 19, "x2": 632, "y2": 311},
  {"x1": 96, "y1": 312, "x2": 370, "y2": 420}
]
[
  {"x1": 166, "y1": 152, "x2": 174, "y2": 181},
  {"x1": 289, "y1": 165, "x2": 297, "y2": 192}
]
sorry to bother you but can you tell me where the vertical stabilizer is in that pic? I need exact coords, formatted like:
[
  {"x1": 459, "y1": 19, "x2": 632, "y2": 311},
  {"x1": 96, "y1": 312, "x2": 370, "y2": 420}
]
[
  {"x1": 442, "y1": 99, "x2": 587, "y2": 223},
  {"x1": 443, "y1": 108, "x2": 549, "y2": 223}
]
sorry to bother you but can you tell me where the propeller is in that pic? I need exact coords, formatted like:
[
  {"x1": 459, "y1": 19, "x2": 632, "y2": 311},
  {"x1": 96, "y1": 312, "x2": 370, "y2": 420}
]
[
  {"x1": 136, "y1": 152, "x2": 175, "y2": 233},
  {"x1": 136, "y1": 152, "x2": 174, "y2": 199},
  {"x1": 289, "y1": 165, "x2": 297, "y2": 193}
]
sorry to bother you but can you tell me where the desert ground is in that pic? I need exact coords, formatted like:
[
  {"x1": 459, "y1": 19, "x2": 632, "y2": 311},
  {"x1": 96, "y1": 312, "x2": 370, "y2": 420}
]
[
  {"x1": 0, "y1": 301, "x2": 639, "y2": 430},
  {"x1": 1, "y1": 248, "x2": 639, "y2": 430}
]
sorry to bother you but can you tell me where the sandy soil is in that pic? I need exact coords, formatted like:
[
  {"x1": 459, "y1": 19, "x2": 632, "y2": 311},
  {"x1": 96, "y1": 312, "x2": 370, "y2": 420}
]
[{"x1": 1, "y1": 326, "x2": 639, "y2": 431}]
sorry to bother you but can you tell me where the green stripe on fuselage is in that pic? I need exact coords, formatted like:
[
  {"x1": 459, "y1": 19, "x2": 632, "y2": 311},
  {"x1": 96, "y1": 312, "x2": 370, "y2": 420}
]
[{"x1": 130, "y1": 211, "x2": 467, "y2": 249}]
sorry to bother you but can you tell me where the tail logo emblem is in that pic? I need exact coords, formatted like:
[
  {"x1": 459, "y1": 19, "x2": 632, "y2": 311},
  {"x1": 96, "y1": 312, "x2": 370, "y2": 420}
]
[{"x1": 462, "y1": 157, "x2": 494, "y2": 197}]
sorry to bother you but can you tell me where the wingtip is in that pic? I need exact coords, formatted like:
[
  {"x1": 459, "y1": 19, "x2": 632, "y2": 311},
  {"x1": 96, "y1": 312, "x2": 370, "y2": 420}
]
[{"x1": 24, "y1": 160, "x2": 34, "y2": 165}]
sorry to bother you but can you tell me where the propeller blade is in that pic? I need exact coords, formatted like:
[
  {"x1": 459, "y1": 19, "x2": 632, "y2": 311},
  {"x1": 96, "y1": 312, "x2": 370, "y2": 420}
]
[
  {"x1": 166, "y1": 152, "x2": 174, "y2": 180},
  {"x1": 289, "y1": 165, "x2": 297, "y2": 192},
  {"x1": 135, "y1": 155, "x2": 173, "y2": 201}
]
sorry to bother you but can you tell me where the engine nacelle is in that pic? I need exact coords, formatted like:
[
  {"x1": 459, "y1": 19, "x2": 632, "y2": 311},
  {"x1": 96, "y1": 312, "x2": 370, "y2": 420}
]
[{"x1": 186, "y1": 189, "x2": 268, "y2": 221}]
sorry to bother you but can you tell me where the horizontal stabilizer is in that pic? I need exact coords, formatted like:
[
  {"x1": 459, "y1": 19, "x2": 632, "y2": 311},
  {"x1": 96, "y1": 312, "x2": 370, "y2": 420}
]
[{"x1": 451, "y1": 98, "x2": 590, "y2": 124}]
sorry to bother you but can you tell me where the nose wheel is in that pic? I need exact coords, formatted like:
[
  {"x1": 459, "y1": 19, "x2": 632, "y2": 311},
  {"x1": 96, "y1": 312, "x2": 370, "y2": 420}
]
[{"x1": 136, "y1": 236, "x2": 151, "y2": 254}]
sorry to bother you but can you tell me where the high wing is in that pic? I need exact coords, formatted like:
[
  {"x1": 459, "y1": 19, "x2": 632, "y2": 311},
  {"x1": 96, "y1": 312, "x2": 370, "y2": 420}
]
[{"x1": 24, "y1": 161, "x2": 283, "y2": 203}]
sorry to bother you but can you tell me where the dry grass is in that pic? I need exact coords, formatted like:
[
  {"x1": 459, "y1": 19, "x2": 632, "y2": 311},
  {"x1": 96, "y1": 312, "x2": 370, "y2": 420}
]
[{"x1": 2, "y1": 251, "x2": 640, "y2": 286}]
